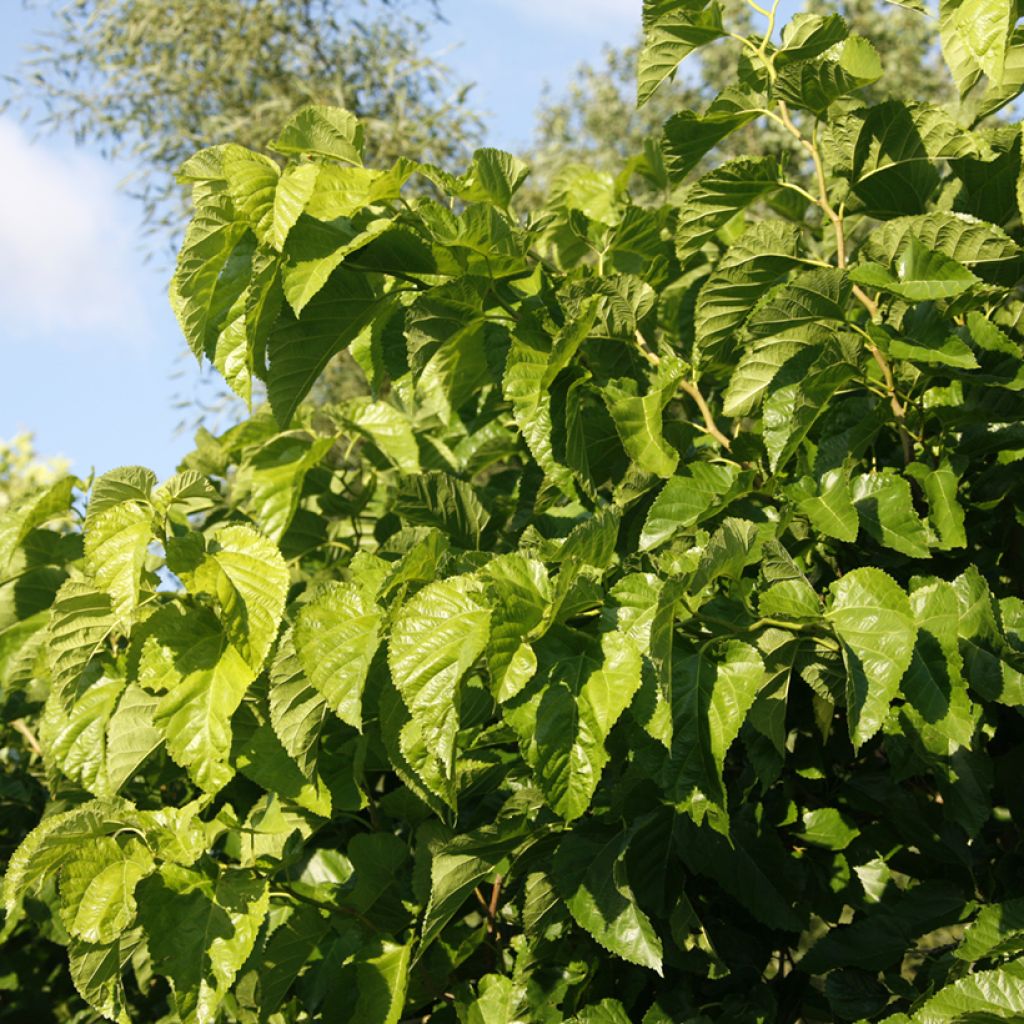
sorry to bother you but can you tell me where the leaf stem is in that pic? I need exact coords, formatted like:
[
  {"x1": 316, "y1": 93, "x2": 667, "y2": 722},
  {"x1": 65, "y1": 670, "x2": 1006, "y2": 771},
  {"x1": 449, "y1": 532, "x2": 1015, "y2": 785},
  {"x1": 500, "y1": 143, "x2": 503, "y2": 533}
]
[
  {"x1": 774, "y1": 101, "x2": 913, "y2": 462},
  {"x1": 678, "y1": 380, "x2": 734, "y2": 450},
  {"x1": 635, "y1": 331, "x2": 732, "y2": 450}
]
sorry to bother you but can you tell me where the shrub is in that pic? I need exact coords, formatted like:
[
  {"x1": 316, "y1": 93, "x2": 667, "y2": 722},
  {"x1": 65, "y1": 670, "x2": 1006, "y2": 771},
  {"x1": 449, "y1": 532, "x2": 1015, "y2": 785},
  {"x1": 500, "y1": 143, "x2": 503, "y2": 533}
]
[{"x1": 3, "y1": 2, "x2": 1024, "y2": 1021}]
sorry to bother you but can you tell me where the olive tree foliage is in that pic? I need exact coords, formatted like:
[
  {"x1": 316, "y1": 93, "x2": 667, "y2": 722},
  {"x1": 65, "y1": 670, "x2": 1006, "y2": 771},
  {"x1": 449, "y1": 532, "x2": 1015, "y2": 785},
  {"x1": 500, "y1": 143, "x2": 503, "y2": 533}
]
[
  {"x1": 11, "y1": 0, "x2": 482, "y2": 243},
  {"x1": 6, "y1": 1, "x2": 1024, "y2": 1023}
]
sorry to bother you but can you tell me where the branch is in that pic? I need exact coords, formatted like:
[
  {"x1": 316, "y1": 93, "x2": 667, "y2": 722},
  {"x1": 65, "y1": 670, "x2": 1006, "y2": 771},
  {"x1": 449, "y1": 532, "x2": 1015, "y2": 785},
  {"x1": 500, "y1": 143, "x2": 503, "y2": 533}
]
[
  {"x1": 635, "y1": 331, "x2": 732, "y2": 450},
  {"x1": 678, "y1": 380, "x2": 734, "y2": 450}
]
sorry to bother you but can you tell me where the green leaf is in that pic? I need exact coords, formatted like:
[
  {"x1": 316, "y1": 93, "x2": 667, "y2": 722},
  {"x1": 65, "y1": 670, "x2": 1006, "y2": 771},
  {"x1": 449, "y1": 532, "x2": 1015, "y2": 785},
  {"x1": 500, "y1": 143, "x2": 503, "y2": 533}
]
[
  {"x1": 59, "y1": 835, "x2": 154, "y2": 944},
  {"x1": 902, "y1": 581, "x2": 978, "y2": 751},
  {"x1": 504, "y1": 313, "x2": 580, "y2": 498},
  {"x1": 787, "y1": 467, "x2": 859, "y2": 543},
  {"x1": 0, "y1": 475, "x2": 76, "y2": 573},
  {"x1": 459, "y1": 975, "x2": 527, "y2": 1024},
  {"x1": 640, "y1": 462, "x2": 746, "y2": 551},
  {"x1": 637, "y1": 0, "x2": 725, "y2": 107},
  {"x1": 394, "y1": 471, "x2": 490, "y2": 550},
  {"x1": 774, "y1": 36, "x2": 883, "y2": 117},
  {"x1": 674, "y1": 157, "x2": 781, "y2": 266},
  {"x1": 282, "y1": 213, "x2": 394, "y2": 316},
  {"x1": 3, "y1": 800, "x2": 135, "y2": 921},
  {"x1": 482, "y1": 553, "x2": 551, "y2": 703},
  {"x1": 774, "y1": 12, "x2": 849, "y2": 65},
  {"x1": 104, "y1": 682, "x2": 162, "y2": 795},
  {"x1": 850, "y1": 238, "x2": 981, "y2": 301},
  {"x1": 662, "y1": 96, "x2": 760, "y2": 183},
  {"x1": 798, "y1": 807, "x2": 859, "y2": 850},
  {"x1": 170, "y1": 523, "x2": 288, "y2": 672},
  {"x1": 48, "y1": 580, "x2": 117, "y2": 705},
  {"x1": 266, "y1": 270, "x2": 386, "y2": 426},
  {"x1": 602, "y1": 366, "x2": 682, "y2": 479},
  {"x1": 862, "y1": 211, "x2": 1022, "y2": 286},
  {"x1": 139, "y1": 604, "x2": 256, "y2": 793},
  {"x1": 388, "y1": 577, "x2": 490, "y2": 785},
  {"x1": 295, "y1": 581, "x2": 382, "y2": 731},
  {"x1": 694, "y1": 220, "x2": 807, "y2": 373},
  {"x1": 266, "y1": 632, "x2": 332, "y2": 798},
  {"x1": 955, "y1": 898, "x2": 1024, "y2": 961},
  {"x1": 41, "y1": 672, "x2": 126, "y2": 796},
  {"x1": 67, "y1": 932, "x2": 141, "y2": 1024},
  {"x1": 668, "y1": 639, "x2": 767, "y2": 831},
  {"x1": 940, "y1": 0, "x2": 1015, "y2": 97},
  {"x1": 257, "y1": 904, "x2": 331, "y2": 1018},
  {"x1": 456, "y1": 148, "x2": 530, "y2": 207},
  {"x1": 331, "y1": 397, "x2": 420, "y2": 473},
  {"x1": 324, "y1": 940, "x2": 412, "y2": 1024},
  {"x1": 746, "y1": 268, "x2": 850, "y2": 338},
  {"x1": 504, "y1": 627, "x2": 642, "y2": 821},
  {"x1": 554, "y1": 827, "x2": 663, "y2": 973},
  {"x1": 851, "y1": 471, "x2": 931, "y2": 558},
  {"x1": 914, "y1": 959, "x2": 1024, "y2": 1023},
  {"x1": 270, "y1": 104, "x2": 364, "y2": 164},
  {"x1": 421, "y1": 811, "x2": 535, "y2": 951},
  {"x1": 849, "y1": 100, "x2": 939, "y2": 217},
  {"x1": 763, "y1": 339, "x2": 859, "y2": 472},
  {"x1": 271, "y1": 162, "x2": 319, "y2": 250},
  {"x1": 235, "y1": 431, "x2": 334, "y2": 542},
  {"x1": 170, "y1": 194, "x2": 251, "y2": 360},
  {"x1": 826, "y1": 568, "x2": 917, "y2": 748},
  {"x1": 137, "y1": 863, "x2": 270, "y2": 1024},
  {"x1": 722, "y1": 326, "x2": 824, "y2": 417},
  {"x1": 84, "y1": 502, "x2": 153, "y2": 622},
  {"x1": 906, "y1": 460, "x2": 967, "y2": 549},
  {"x1": 953, "y1": 566, "x2": 1024, "y2": 706}
]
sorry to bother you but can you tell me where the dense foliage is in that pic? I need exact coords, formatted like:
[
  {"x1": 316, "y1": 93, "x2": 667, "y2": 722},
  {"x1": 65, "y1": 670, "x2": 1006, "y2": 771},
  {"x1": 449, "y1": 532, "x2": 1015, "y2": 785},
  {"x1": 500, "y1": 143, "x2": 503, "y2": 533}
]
[{"x1": 5, "y1": 1, "x2": 1024, "y2": 1021}]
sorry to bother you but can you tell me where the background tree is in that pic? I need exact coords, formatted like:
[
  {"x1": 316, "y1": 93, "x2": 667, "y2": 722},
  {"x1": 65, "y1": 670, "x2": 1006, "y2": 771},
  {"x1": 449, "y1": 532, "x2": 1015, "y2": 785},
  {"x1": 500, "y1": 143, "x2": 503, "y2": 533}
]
[
  {"x1": 11, "y1": 0, "x2": 483, "y2": 245},
  {"x1": 0, "y1": 434, "x2": 67, "y2": 512}
]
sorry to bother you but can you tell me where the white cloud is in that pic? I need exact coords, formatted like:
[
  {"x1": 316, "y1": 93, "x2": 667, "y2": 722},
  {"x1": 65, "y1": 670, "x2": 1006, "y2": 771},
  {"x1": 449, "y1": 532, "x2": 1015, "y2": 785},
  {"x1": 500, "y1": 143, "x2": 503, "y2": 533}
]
[
  {"x1": 493, "y1": 0, "x2": 640, "y2": 34},
  {"x1": 0, "y1": 118, "x2": 156, "y2": 347}
]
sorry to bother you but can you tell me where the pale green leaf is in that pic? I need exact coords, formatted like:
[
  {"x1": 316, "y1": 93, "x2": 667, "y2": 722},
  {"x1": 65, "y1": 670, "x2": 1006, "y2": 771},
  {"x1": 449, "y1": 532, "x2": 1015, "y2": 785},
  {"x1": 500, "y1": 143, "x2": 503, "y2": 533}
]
[
  {"x1": 787, "y1": 468, "x2": 859, "y2": 543},
  {"x1": 48, "y1": 581, "x2": 117, "y2": 706},
  {"x1": 59, "y1": 836, "x2": 154, "y2": 944},
  {"x1": 235, "y1": 432, "x2": 334, "y2": 542},
  {"x1": 389, "y1": 576, "x2": 490, "y2": 784},
  {"x1": 505, "y1": 627, "x2": 642, "y2": 821},
  {"x1": 914, "y1": 959, "x2": 1024, "y2": 1023},
  {"x1": 674, "y1": 157, "x2": 781, "y2": 266},
  {"x1": 171, "y1": 523, "x2": 288, "y2": 671},
  {"x1": 331, "y1": 397, "x2": 420, "y2": 473},
  {"x1": 640, "y1": 462, "x2": 746, "y2": 551},
  {"x1": 270, "y1": 104, "x2": 364, "y2": 164},
  {"x1": 852, "y1": 471, "x2": 931, "y2": 558},
  {"x1": 139, "y1": 604, "x2": 256, "y2": 793},
  {"x1": 84, "y1": 502, "x2": 153, "y2": 622},
  {"x1": 669, "y1": 639, "x2": 767, "y2": 831},
  {"x1": 295, "y1": 581, "x2": 382, "y2": 731},
  {"x1": 826, "y1": 568, "x2": 917, "y2": 748}
]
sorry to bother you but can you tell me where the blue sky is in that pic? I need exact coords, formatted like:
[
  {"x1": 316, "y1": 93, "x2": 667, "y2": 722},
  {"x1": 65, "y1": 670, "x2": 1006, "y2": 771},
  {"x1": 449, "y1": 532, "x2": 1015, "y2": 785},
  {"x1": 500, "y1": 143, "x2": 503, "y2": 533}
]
[{"x1": 0, "y1": 0, "x2": 793, "y2": 481}]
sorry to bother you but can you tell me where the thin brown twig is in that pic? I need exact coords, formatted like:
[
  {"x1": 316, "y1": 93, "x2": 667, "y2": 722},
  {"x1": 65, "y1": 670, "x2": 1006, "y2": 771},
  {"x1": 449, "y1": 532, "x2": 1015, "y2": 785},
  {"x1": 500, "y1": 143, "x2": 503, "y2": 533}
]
[
  {"x1": 634, "y1": 331, "x2": 733, "y2": 450},
  {"x1": 11, "y1": 719, "x2": 42, "y2": 758}
]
